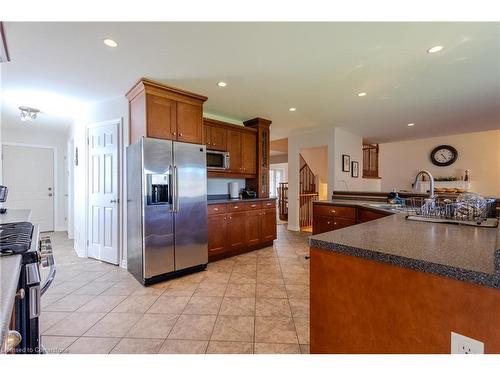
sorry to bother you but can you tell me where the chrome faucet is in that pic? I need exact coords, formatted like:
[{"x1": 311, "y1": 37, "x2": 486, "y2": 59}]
[{"x1": 412, "y1": 170, "x2": 435, "y2": 198}]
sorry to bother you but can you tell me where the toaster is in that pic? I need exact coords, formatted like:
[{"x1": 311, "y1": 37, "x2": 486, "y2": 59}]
[{"x1": 241, "y1": 189, "x2": 257, "y2": 199}]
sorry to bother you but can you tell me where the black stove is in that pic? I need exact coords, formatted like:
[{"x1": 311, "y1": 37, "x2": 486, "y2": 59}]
[{"x1": 0, "y1": 222, "x2": 34, "y2": 254}]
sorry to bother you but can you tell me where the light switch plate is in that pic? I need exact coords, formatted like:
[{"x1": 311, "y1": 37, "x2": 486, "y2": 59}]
[{"x1": 451, "y1": 332, "x2": 484, "y2": 354}]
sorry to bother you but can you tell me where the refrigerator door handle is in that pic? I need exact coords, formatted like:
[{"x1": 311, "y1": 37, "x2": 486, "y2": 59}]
[
  {"x1": 168, "y1": 164, "x2": 174, "y2": 212},
  {"x1": 173, "y1": 164, "x2": 179, "y2": 213}
]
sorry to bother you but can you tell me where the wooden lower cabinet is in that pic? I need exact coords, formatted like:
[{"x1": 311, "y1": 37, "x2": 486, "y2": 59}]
[
  {"x1": 261, "y1": 208, "x2": 277, "y2": 241},
  {"x1": 227, "y1": 211, "x2": 246, "y2": 250},
  {"x1": 357, "y1": 208, "x2": 388, "y2": 223},
  {"x1": 312, "y1": 204, "x2": 388, "y2": 235},
  {"x1": 208, "y1": 200, "x2": 277, "y2": 261},
  {"x1": 207, "y1": 214, "x2": 227, "y2": 254},
  {"x1": 245, "y1": 210, "x2": 262, "y2": 246}
]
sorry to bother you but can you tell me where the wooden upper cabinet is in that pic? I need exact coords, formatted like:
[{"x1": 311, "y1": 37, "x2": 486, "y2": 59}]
[
  {"x1": 126, "y1": 79, "x2": 207, "y2": 145},
  {"x1": 176, "y1": 102, "x2": 203, "y2": 144},
  {"x1": 226, "y1": 130, "x2": 243, "y2": 173},
  {"x1": 146, "y1": 94, "x2": 176, "y2": 140},
  {"x1": 242, "y1": 131, "x2": 257, "y2": 175},
  {"x1": 204, "y1": 122, "x2": 227, "y2": 151}
]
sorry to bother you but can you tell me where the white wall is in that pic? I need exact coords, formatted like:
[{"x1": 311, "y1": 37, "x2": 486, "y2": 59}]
[
  {"x1": 333, "y1": 127, "x2": 381, "y2": 192},
  {"x1": 379, "y1": 129, "x2": 500, "y2": 197},
  {"x1": 1, "y1": 125, "x2": 69, "y2": 231},
  {"x1": 71, "y1": 96, "x2": 129, "y2": 266}
]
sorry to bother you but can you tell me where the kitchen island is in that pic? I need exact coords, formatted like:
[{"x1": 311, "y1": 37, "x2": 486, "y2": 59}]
[{"x1": 309, "y1": 200, "x2": 500, "y2": 354}]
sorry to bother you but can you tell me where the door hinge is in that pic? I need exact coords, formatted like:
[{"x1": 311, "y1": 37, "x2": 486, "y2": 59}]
[
  {"x1": 87, "y1": 240, "x2": 89, "y2": 246},
  {"x1": 87, "y1": 137, "x2": 90, "y2": 145}
]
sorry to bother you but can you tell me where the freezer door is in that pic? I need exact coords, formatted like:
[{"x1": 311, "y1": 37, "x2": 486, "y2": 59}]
[
  {"x1": 173, "y1": 142, "x2": 208, "y2": 270},
  {"x1": 142, "y1": 138, "x2": 175, "y2": 279}
]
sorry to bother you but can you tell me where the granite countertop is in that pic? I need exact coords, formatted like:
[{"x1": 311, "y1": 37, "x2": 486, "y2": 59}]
[
  {"x1": 208, "y1": 197, "x2": 277, "y2": 204},
  {"x1": 310, "y1": 200, "x2": 500, "y2": 289},
  {"x1": 0, "y1": 209, "x2": 32, "y2": 224},
  {"x1": 0, "y1": 255, "x2": 22, "y2": 352}
]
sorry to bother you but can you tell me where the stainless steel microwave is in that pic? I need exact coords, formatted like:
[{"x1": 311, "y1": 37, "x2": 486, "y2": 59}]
[{"x1": 206, "y1": 150, "x2": 230, "y2": 170}]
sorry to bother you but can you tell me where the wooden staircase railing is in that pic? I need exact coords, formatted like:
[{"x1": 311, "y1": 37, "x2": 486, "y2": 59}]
[
  {"x1": 299, "y1": 154, "x2": 318, "y2": 228},
  {"x1": 278, "y1": 182, "x2": 288, "y2": 221}
]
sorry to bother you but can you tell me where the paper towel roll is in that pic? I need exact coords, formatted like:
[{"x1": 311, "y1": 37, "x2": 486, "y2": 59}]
[{"x1": 229, "y1": 182, "x2": 239, "y2": 199}]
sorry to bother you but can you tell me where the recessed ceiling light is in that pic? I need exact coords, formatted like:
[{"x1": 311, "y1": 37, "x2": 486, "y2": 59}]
[
  {"x1": 288, "y1": 107, "x2": 296, "y2": 112},
  {"x1": 407, "y1": 123, "x2": 415, "y2": 127},
  {"x1": 358, "y1": 92, "x2": 367, "y2": 97},
  {"x1": 103, "y1": 38, "x2": 118, "y2": 48},
  {"x1": 217, "y1": 81, "x2": 227, "y2": 87},
  {"x1": 427, "y1": 45, "x2": 443, "y2": 54}
]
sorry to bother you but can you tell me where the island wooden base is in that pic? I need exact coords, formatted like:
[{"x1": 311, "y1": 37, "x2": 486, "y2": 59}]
[{"x1": 310, "y1": 247, "x2": 500, "y2": 353}]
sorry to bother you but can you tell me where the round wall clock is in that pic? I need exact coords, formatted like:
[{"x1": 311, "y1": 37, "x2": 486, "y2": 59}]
[{"x1": 430, "y1": 145, "x2": 458, "y2": 166}]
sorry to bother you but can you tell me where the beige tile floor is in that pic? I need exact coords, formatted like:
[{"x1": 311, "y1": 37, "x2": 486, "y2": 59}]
[{"x1": 40, "y1": 224, "x2": 311, "y2": 354}]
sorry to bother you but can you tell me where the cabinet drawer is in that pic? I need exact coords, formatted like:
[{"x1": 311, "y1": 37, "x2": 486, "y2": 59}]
[
  {"x1": 208, "y1": 204, "x2": 227, "y2": 215},
  {"x1": 246, "y1": 201, "x2": 262, "y2": 210},
  {"x1": 228, "y1": 202, "x2": 247, "y2": 212},
  {"x1": 313, "y1": 204, "x2": 356, "y2": 219},
  {"x1": 333, "y1": 217, "x2": 356, "y2": 230},
  {"x1": 262, "y1": 200, "x2": 276, "y2": 209}
]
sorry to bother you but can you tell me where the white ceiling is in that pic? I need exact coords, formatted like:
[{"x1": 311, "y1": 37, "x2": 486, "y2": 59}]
[{"x1": 1, "y1": 22, "x2": 499, "y2": 141}]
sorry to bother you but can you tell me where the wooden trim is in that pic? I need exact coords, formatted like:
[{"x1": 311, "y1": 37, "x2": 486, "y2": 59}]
[
  {"x1": 207, "y1": 170, "x2": 256, "y2": 179},
  {"x1": 209, "y1": 241, "x2": 273, "y2": 262},
  {"x1": 204, "y1": 118, "x2": 257, "y2": 133},
  {"x1": 125, "y1": 78, "x2": 208, "y2": 103}
]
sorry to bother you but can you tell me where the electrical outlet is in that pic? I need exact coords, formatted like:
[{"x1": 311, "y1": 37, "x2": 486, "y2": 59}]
[{"x1": 451, "y1": 332, "x2": 484, "y2": 354}]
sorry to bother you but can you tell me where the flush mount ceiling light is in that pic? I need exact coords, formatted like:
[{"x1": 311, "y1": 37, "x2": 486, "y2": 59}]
[
  {"x1": 358, "y1": 92, "x2": 367, "y2": 97},
  {"x1": 103, "y1": 38, "x2": 118, "y2": 48},
  {"x1": 288, "y1": 107, "x2": 296, "y2": 112},
  {"x1": 217, "y1": 81, "x2": 227, "y2": 87},
  {"x1": 427, "y1": 45, "x2": 444, "y2": 54},
  {"x1": 19, "y1": 106, "x2": 40, "y2": 122},
  {"x1": 407, "y1": 123, "x2": 415, "y2": 127}
]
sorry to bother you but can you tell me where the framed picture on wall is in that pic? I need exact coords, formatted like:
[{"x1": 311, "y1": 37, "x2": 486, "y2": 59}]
[
  {"x1": 342, "y1": 154, "x2": 350, "y2": 172},
  {"x1": 351, "y1": 161, "x2": 359, "y2": 178}
]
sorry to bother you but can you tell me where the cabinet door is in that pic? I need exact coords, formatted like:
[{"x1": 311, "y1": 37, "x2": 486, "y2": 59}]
[
  {"x1": 333, "y1": 217, "x2": 356, "y2": 230},
  {"x1": 242, "y1": 132, "x2": 257, "y2": 175},
  {"x1": 226, "y1": 130, "x2": 243, "y2": 173},
  {"x1": 312, "y1": 215, "x2": 334, "y2": 235},
  {"x1": 227, "y1": 211, "x2": 246, "y2": 250},
  {"x1": 204, "y1": 125, "x2": 211, "y2": 148},
  {"x1": 176, "y1": 102, "x2": 203, "y2": 144},
  {"x1": 208, "y1": 214, "x2": 227, "y2": 254},
  {"x1": 146, "y1": 94, "x2": 176, "y2": 140},
  {"x1": 245, "y1": 210, "x2": 261, "y2": 246},
  {"x1": 357, "y1": 208, "x2": 387, "y2": 223},
  {"x1": 260, "y1": 208, "x2": 277, "y2": 242},
  {"x1": 209, "y1": 126, "x2": 227, "y2": 151}
]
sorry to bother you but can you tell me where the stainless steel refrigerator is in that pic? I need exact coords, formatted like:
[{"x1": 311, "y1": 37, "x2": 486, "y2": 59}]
[{"x1": 126, "y1": 137, "x2": 208, "y2": 285}]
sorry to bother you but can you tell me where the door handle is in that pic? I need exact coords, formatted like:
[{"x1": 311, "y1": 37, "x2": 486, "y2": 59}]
[
  {"x1": 173, "y1": 165, "x2": 179, "y2": 213},
  {"x1": 110, "y1": 199, "x2": 118, "y2": 203},
  {"x1": 48, "y1": 193, "x2": 53, "y2": 197}
]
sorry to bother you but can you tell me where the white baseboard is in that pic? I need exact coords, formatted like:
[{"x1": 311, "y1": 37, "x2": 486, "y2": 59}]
[
  {"x1": 120, "y1": 259, "x2": 127, "y2": 269},
  {"x1": 73, "y1": 242, "x2": 86, "y2": 258}
]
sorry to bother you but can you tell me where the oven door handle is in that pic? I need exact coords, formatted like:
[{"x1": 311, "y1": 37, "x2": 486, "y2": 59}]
[{"x1": 40, "y1": 252, "x2": 56, "y2": 296}]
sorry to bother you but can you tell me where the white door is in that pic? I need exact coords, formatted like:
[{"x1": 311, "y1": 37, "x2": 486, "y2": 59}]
[
  {"x1": 2, "y1": 145, "x2": 55, "y2": 231},
  {"x1": 87, "y1": 121, "x2": 119, "y2": 265}
]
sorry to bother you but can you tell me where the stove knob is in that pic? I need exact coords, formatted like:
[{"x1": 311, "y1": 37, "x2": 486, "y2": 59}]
[
  {"x1": 5, "y1": 330, "x2": 21, "y2": 353},
  {"x1": 16, "y1": 288, "x2": 25, "y2": 300}
]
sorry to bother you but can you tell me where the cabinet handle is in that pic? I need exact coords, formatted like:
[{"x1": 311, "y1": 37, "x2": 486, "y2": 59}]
[
  {"x1": 327, "y1": 221, "x2": 331, "y2": 224},
  {"x1": 334, "y1": 222, "x2": 337, "y2": 225},
  {"x1": 179, "y1": 133, "x2": 183, "y2": 137},
  {"x1": 172, "y1": 132, "x2": 176, "y2": 136},
  {"x1": 223, "y1": 217, "x2": 227, "y2": 220},
  {"x1": 234, "y1": 206, "x2": 238, "y2": 209},
  {"x1": 214, "y1": 208, "x2": 219, "y2": 211},
  {"x1": 330, "y1": 210, "x2": 336, "y2": 214}
]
